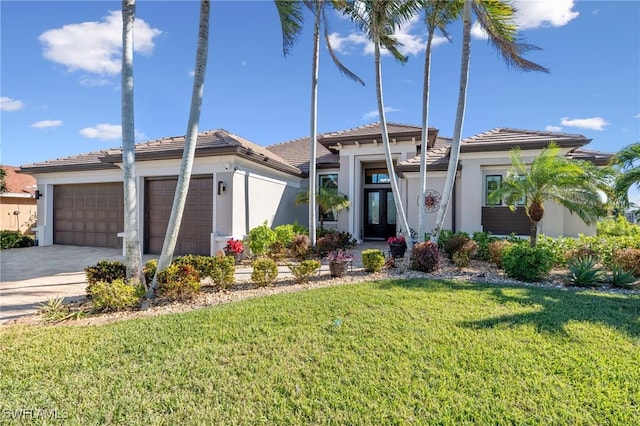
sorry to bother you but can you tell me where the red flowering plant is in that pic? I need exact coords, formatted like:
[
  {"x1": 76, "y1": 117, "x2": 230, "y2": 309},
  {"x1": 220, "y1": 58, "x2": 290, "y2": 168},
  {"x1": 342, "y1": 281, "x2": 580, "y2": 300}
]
[
  {"x1": 225, "y1": 238, "x2": 244, "y2": 254},
  {"x1": 386, "y1": 235, "x2": 406, "y2": 246},
  {"x1": 326, "y1": 249, "x2": 354, "y2": 264}
]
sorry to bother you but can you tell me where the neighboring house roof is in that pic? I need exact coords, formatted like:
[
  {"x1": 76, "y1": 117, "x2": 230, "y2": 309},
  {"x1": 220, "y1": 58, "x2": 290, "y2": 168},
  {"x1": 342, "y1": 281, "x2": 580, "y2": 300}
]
[
  {"x1": 1, "y1": 165, "x2": 37, "y2": 197},
  {"x1": 567, "y1": 148, "x2": 613, "y2": 166},
  {"x1": 267, "y1": 136, "x2": 339, "y2": 173},
  {"x1": 21, "y1": 129, "x2": 304, "y2": 177},
  {"x1": 461, "y1": 128, "x2": 590, "y2": 152},
  {"x1": 319, "y1": 122, "x2": 439, "y2": 149}
]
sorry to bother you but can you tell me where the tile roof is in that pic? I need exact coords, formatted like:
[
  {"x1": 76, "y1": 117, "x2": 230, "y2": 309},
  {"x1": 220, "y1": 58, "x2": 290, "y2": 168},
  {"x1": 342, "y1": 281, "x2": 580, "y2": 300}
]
[
  {"x1": 266, "y1": 136, "x2": 339, "y2": 173},
  {"x1": 567, "y1": 148, "x2": 613, "y2": 166},
  {"x1": 461, "y1": 128, "x2": 590, "y2": 152},
  {"x1": 1, "y1": 165, "x2": 37, "y2": 194},
  {"x1": 396, "y1": 137, "x2": 453, "y2": 173},
  {"x1": 20, "y1": 150, "x2": 120, "y2": 173},
  {"x1": 318, "y1": 122, "x2": 438, "y2": 147}
]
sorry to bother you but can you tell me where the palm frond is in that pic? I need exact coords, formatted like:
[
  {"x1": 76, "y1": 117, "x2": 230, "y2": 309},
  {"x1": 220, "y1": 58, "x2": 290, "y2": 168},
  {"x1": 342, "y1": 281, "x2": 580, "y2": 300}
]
[{"x1": 275, "y1": 0, "x2": 304, "y2": 56}]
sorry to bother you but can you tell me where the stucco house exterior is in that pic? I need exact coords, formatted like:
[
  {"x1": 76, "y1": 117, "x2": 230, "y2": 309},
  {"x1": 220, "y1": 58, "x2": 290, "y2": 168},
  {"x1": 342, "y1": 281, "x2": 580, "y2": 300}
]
[
  {"x1": 1, "y1": 165, "x2": 37, "y2": 234},
  {"x1": 20, "y1": 123, "x2": 611, "y2": 255}
]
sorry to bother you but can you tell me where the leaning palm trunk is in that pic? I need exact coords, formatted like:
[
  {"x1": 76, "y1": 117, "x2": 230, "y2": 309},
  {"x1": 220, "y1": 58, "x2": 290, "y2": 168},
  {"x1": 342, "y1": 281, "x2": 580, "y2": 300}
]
[
  {"x1": 417, "y1": 26, "x2": 436, "y2": 243},
  {"x1": 121, "y1": 0, "x2": 143, "y2": 282},
  {"x1": 308, "y1": 4, "x2": 321, "y2": 248},
  {"x1": 374, "y1": 41, "x2": 412, "y2": 250},
  {"x1": 148, "y1": 0, "x2": 210, "y2": 297},
  {"x1": 431, "y1": 0, "x2": 471, "y2": 245}
]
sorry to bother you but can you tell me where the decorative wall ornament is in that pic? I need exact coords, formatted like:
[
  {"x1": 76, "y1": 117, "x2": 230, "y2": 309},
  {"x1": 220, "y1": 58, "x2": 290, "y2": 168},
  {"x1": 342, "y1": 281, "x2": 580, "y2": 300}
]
[{"x1": 422, "y1": 190, "x2": 441, "y2": 213}]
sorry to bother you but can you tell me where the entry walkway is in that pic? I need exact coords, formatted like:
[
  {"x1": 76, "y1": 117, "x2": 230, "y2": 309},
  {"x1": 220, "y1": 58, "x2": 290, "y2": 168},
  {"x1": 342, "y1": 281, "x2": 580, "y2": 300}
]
[{"x1": 1, "y1": 242, "x2": 389, "y2": 324}]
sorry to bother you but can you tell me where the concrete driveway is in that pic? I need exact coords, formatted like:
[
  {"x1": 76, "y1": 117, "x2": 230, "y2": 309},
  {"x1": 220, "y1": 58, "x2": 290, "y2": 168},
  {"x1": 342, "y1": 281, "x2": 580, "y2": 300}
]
[{"x1": 0, "y1": 245, "x2": 126, "y2": 324}]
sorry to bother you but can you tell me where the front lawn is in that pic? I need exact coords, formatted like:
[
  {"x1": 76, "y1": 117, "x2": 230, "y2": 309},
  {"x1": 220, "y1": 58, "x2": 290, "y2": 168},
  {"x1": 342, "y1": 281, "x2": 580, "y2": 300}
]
[{"x1": 1, "y1": 279, "x2": 639, "y2": 424}]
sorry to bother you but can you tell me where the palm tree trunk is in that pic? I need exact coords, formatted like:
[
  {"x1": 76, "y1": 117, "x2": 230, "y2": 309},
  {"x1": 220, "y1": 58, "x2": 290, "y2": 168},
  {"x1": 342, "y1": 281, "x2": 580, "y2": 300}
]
[
  {"x1": 308, "y1": 3, "x2": 321, "y2": 248},
  {"x1": 374, "y1": 40, "x2": 413, "y2": 250},
  {"x1": 418, "y1": 27, "x2": 435, "y2": 243},
  {"x1": 121, "y1": 0, "x2": 142, "y2": 283},
  {"x1": 529, "y1": 221, "x2": 538, "y2": 247},
  {"x1": 148, "y1": 0, "x2": 210, "y2": 298},
  {"x1": 431, "y1": 0, "x2": 471, "y2": 245}
]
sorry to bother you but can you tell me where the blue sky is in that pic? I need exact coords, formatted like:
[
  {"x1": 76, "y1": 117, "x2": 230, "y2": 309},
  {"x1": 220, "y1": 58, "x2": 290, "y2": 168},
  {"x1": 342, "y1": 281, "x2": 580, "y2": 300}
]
[{"x1": 1, "y1": 0, "x2": 639, "y2": 168}]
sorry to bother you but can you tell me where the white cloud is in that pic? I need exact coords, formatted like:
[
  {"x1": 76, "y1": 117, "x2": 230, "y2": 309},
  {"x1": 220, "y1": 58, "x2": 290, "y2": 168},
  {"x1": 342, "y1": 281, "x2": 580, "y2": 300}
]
[
  {"x1": 560, "y1": 117, "x2": 609, "y2": 131},
  {"x1": 39, "y1": 11, "x2": 162, "y2": 75},
  {"x1": 634, "y1": 113, "x2": 640, "y2": 119},
  {"x1": 471, "y1": 22, "x2": 488, "y2": 40},
  {"x1": 80, "y1": 123, "x2": 122, "y2": 140},
  {"x1": 513, "y1": 0, "x2": 579, "y2": 29},
  {"x1": 31, "y1": 120, "x2": 63, "y2": 129},
  {"x1": 1, "y1": 97, "x2": 24, "y2": 111},
  {"x1": 362, "y1": 106, "x2": 399, "y2": 120},
  {"x1": 545, "y1": 125, "x2": 562, "y2": 132},
  {"x1": 187, "y1": 69, "x2": 195, "y2": 78},
  {"x1": 330, "y1": 14, "x2": 448, "y2": 57},
  {"x1": 79, "y1": 76, "x2": 112, "y2": 87}
]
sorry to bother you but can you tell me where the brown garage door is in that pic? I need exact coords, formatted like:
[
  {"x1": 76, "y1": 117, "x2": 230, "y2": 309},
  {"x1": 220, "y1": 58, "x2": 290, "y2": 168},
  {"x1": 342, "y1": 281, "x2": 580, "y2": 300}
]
[
  {"x1": 54, "y1": 183, "x2": 124, "y2": 248},
  {"x1": 145, "y1": 176, "x2": 213, "y2": 255}
]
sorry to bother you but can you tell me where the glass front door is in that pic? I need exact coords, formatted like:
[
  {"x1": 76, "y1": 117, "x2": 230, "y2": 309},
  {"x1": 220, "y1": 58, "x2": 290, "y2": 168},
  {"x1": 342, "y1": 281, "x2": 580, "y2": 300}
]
[{"x1": 363, "y1": 188, "x2": 396, "y2": 239}]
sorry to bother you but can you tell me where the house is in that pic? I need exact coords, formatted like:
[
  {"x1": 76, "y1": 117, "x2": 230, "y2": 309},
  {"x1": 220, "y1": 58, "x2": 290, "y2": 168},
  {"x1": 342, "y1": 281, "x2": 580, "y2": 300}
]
[
  {"x1": 19, "y1": 123, "x2": 611, "y2": 255},
  {"x1": 0, "y1": 165, "x2": 37, "y2": 233}
]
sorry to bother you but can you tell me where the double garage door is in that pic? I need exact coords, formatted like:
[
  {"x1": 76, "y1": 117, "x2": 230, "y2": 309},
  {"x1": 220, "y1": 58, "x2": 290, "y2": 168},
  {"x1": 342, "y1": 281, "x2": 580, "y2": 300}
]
[{"x1": 53, "y1": 177, "x2": 213, "y2": 255}]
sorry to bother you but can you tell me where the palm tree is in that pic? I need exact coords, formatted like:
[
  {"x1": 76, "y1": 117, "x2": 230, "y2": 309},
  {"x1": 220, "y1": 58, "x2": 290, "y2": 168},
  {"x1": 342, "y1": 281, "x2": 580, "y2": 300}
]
[
  {"x1": 295, "y1": 185, "x2": 351, "y2": 231},
  {"x1": 148, "y1": 0, "x2": 210, "y2": 297},
  {"x1": 121, "y1": 0, "x2": 143, "y2": 282},
  {"x1": 416, "y1": 0, "x2": 462, "y2": 242},
  {"x1": 341, "y1": 0, "x2": 420, "y2": 250},
  {"x1": 611, "y1": 142, "x2": 640, "y2": 204},
  {"x1": 431, "y1": 0, "x2": 549, "y2": 245},
  {"x1": 488, "y1": 142, "x2": 605, "y2": 247},
  {"x1": 277, "y1": 0, "x2": 364, "y2": 248}
]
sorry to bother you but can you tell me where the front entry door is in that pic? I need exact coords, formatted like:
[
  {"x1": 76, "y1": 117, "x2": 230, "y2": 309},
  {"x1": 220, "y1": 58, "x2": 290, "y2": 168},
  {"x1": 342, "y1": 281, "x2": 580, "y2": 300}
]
[{"x1": 363, "y1": 188, "x2": 396, "y2": 240}]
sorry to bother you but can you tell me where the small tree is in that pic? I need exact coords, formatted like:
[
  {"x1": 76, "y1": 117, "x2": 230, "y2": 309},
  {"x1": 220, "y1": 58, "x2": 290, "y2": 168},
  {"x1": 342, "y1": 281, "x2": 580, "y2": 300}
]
[{"x1": 295, "y1": 186, "x2": 350, "y2": 231}]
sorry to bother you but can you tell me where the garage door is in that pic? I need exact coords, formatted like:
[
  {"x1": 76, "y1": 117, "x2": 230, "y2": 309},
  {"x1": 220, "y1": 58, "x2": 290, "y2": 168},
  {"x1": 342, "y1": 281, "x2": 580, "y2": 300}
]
[
  {"x1": 145, "y1": 176, "x2": 213, "y2": 255},
  {"x1": 54, "y1": 183, "x2": 124, "y2": 248}
]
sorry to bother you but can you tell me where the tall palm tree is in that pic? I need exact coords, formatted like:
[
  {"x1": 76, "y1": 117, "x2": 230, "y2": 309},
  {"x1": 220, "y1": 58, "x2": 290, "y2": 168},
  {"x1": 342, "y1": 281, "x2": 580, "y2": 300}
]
[
  {"x1": 611, "y1": 142, "x2": 640, "y2": 204},
  {"x1": 121, "y1": 0, "x2": 143, "y2": 282},
  {"x1": 148, "y1": 0, "x2": 210, "y2": 297},
  {"x1": 431, "y1": 0, "x2": 549, "y2": 244},
  {"x1": 277, "y1": 1, "x2": 364, "y2": 247},
  {"x1": 341, "y1": 0, "x2": 420, "y2": 250},
  {"x1": 488, "y1": 142, "x2": 605, "y2": 247},
  {"x1": 294, "y1": 184, "x2": 351, "y2": 231},
  {"x1": 416, "y1": 0, "x2": 462, "y2": 242}
]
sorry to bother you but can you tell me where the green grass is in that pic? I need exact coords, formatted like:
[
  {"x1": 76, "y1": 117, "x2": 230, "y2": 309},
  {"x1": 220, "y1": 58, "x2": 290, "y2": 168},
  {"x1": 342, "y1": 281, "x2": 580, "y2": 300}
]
[{"x1": 1, "y1": 279, "x2": 639, "y2": 425}]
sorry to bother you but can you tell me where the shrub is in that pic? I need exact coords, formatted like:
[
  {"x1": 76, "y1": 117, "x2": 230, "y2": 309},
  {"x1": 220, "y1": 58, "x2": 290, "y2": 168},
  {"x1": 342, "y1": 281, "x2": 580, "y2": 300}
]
[
  {"x1": 290, "y1": 234, "x2": 311, "y2": 260},
  {"x1": 157, "y1": 263, "x2": 201, "y2": 301},
  {"x1": 252, "y1": 257, "x2": 279, "y2": 287},
  {"x1": 274, "y1": 224, "x2": 296, "y2": 247},
  {"x1": 89, "y1": 278, "x2": 145, "y2": 312},
  {"x1": 610, "y1": 265, "x2": 637, "y2": 288},
  {"x1": 444, "y1": 232, "x2": 470, "y2": 259},
  {"x1": 597, "y1": 215, "x2": 640, "y2": 237},
  {"x1": 85, "y1": 260, "x2": 127, "y2": 295},
  {"x1": 173, "y1": 254, "x2": 212, "y2": 277},
  {"x1": 316, "y1": 229, "x2": 355, "y2": 255},
  {"x1": 37, "y1": 297, "x2": 85, "y2": 322},
  {"x1": 488, "y1": 240, "x2": 514, "y2": 268},
  {"x1": 208, "y1": 255, "x2": 236, "y2": 291},
  {"x1": 472, "y1": 231, "x2": 497, "y2": 261},
  {"x1": 224, "y1": 238, "x2": 244, "y2": 254},
  {"x1": 288, "y1": 260, "x2": 320, "y2": 283},
  {"x1": 362, "y1": 249, "x2": 385, "y2": 272},
  {"x1": 143, "y1": 259, "x2": 158, "y2": 287},
  {"x1": 291, "y1": 221, "x2": 308, "y2": 236},
  {"x1": 410, "y1": 241, "x2": 440, "y2": 273},
  {"x1": 563, "y1": 247, "x2": 598, "y2": 265},
  {"x1": 249, "y1": 221, "x2": 277, "y2": 256},
  {"x1": 268, "y1": 240, "x2": 287, "y2": 261},
  {"x1": 437, "y1": 229, "x2": 455, "y2": 251},
  {"x1": 567, "y1": 256, "x2": 604, "y2": 287},
  {"x1": 611, "y1": 248, "x2": 640, "y2": 276},
  {"x1": 502, "y1": 245, "x2": 554, "y2": 282},
  {"x1": 0, "y1": 230, "x2": 35, "y2": 249}
]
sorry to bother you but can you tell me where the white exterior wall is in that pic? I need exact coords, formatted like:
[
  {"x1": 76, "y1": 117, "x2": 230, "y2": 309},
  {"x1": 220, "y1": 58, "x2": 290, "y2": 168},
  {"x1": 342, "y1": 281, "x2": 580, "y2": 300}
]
[{"x1": 404, "y1": 172, "x2": 453, "y2": 236}]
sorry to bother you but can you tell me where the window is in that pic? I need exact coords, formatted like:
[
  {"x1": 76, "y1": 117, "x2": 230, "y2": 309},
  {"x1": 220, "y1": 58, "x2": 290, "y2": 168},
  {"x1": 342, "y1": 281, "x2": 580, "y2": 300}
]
[
  {"x1": 319, "y1": 174, "x2": 338, "y2": 221},
  {"x1": 485, "y1": 175, "x2": 502, "y2": 206},
  {"x1": 365, "y1": 168, "x2": 390, "y2": 184}
]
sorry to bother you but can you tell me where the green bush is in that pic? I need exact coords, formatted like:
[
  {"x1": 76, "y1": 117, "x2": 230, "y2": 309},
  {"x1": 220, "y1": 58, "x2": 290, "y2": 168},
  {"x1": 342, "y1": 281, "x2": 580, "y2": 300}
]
[
  {"x1": 85, "y1": 260, "x2": 127, "y2": 295},
  {"x1": 410, "y1": 242, "x2": 440, "y2": 273},
  {"x1": 37, "y1": 297, "x2": 85, "y2": 322},
  {"x1": 437, "y1": 229, "x2": 455, "y2": 251},
  {"x1": 502, "y1": 245, "x2": 554, "y2": 282},
  {"x1": 610, "y1": 265, "x2": 637, "y2": 288},
  {"x1": 0, "y1": 230, "x2": 35, "y2": 249},
  {"x1": 291, "y1": 221, "x2": 308, "y2": 236},
  {"x1": 488, "y1": 240, "x2": 514, "y2": 269},
  {"x1": 316, "y1": 229, "x2": 356, "y2": 255},
  {"x1": 362, "y1": 249, "x2": 385, "y2": 272},
  {"x1": 444, "y1": 232, "x2": 470, "y2": 259},
  {"x1": 452, "y1": 240, "x2": 478, "y2": 268},
  {"x1": 611, "y1": 248, "x2": 640, "y2": 276},
  {"x1": 274, "y1": 224, "x2": 296, "y2": 247},
  {"x1": 290, "y1": 234, "x2": 311, "y2": 260},
  {"x1": 268, "y1": 240, "x2": 287, "y2": 261},
  {"x1": 143, "y1": 259, "x2": 158, "y2": 287},
  {"x1": 567, "y1": 256, "x2": 604, "y2": 287},
  {"x1": 89, "y1": 279, "x2": 144, "y2": 312},
  {"x1": 597, "y1": 215, "x2": 640, "y2": 237},
  {"x1": 209, "y1": 255, "x2": 236, "y2": 291},
  {"x1": 252, "y1": 257, "x2": 279, "y2": 287},
  {"x1": 563, "y1": 247, "x2": 598, "y2": 265},
  {"x1": 157, "y1": 263, "x2": 201, "y2": 301},
  {"x1": 249, "y1": 221, "x2": 277, "y2": 256},
  {"x1": 472, "y1": 231, "x2": 498, "y2": 261},
  {"x1": 173, "y1": 254, "x2": 211, "y2": 277},
  {"x1": 288, "y1": 260, "x2": 320, "y2": 283}
]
